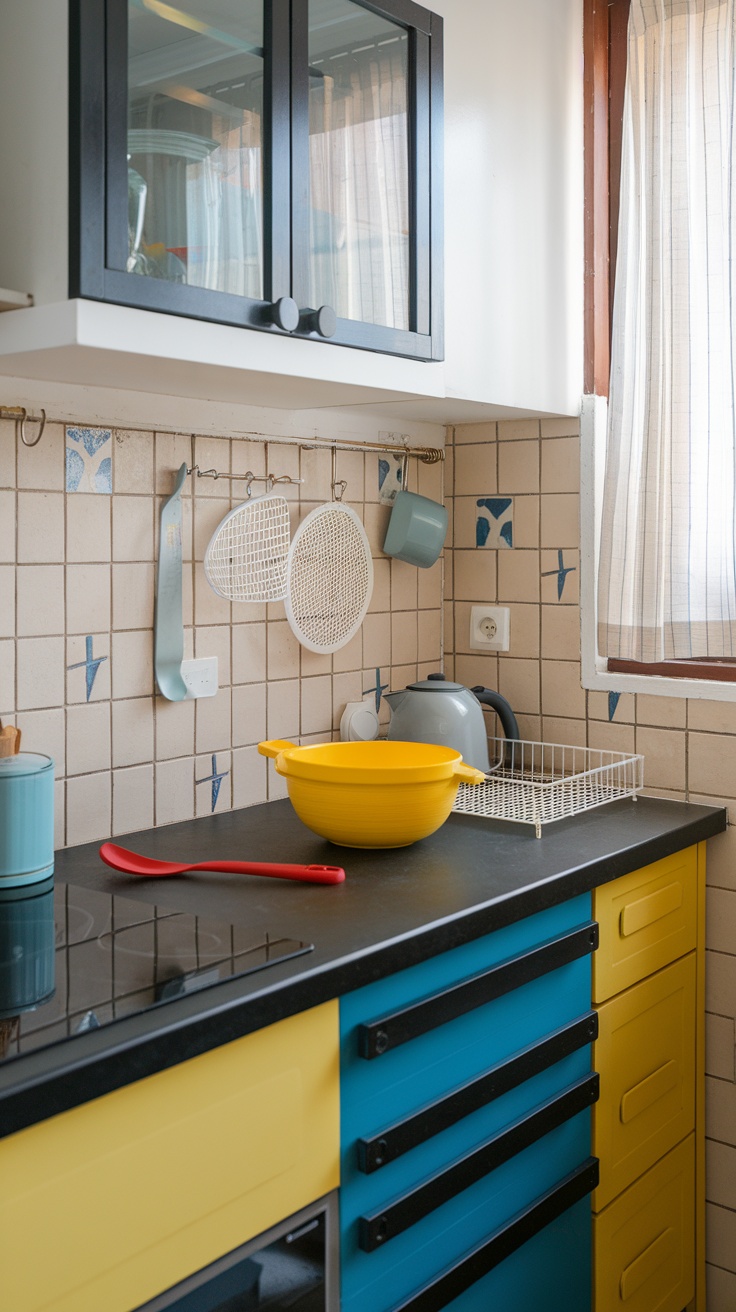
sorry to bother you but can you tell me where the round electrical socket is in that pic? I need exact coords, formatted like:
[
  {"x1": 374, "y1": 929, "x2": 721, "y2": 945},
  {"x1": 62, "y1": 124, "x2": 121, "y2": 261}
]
[{"x1": 469, "y1": 605, "x2": 510, "y2": 651}]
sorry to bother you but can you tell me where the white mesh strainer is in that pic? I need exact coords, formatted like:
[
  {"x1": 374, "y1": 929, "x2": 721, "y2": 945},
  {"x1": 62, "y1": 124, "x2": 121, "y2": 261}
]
[
  {"x1": 204, "y1": 493, "x2": 290, "y2": 603},
  {"x1": 285, "y1": 502, "x2": 373, "y2": 652}
]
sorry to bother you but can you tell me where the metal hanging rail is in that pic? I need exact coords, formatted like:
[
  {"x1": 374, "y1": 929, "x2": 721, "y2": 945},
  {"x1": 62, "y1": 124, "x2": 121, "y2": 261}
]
[
  {"x1": 259, "y1": 434, "x2": 445, "y2": 464},
  {"x1": 186, "y1": 435, "x2": 444, "y2": 487},
  {"x1": 0, "y1": 407, "x2": 443, "y2": 465}
]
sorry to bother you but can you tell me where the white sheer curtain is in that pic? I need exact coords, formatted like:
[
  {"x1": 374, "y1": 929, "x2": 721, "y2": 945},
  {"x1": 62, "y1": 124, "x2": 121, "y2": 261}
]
[
  {"x1": 598, "y1": 0, "x2": 736, "y2": 661},
  {"x1": 187, "y1": 140, "x2": 263, "y2": 298},
  {"x1": 308, "y1": 42, "x2": 410, "y2": 331}
]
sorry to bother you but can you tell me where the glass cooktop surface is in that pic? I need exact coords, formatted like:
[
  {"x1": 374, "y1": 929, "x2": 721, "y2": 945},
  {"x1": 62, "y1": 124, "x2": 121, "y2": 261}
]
[{"x1": 0, "y1": 879, "x2": 312, "y2": 1065}]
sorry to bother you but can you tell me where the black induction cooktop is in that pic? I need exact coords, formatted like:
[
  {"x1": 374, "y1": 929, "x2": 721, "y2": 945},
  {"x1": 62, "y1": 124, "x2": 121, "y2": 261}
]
[{"x1": 0, "y1": 878, "x2": 312, "y2": 1065}]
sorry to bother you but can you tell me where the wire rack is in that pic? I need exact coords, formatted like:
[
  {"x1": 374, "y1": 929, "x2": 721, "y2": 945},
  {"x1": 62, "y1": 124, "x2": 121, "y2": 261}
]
[
  {"x1": 204, "y1": 494, "x2": 291, "y2": 602},
  {"x1": 286, "y1": 503, "x2": 373, "y2": 654},
  {"x1": 452, "y1": 738, "x2": 645, "y2": 838}
]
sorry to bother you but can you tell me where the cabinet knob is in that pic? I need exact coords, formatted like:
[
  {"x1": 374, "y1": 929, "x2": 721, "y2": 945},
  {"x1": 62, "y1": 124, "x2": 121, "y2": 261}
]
[
  {"x1": 267, "y1": 297, "x2": 300, "y2": 332},
  {"x1": 300, "y1": 305, "x2": 337, "y2": 338}
]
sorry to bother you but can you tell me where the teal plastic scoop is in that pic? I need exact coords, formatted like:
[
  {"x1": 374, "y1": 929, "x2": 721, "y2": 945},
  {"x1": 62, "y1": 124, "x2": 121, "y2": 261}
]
[{"x1": 154, "y1": 462, "x2": 188, "y2": 701}]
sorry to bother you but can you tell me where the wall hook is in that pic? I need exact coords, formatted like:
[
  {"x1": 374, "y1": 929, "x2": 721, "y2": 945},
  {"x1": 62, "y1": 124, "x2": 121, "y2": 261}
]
[
  {"x1": 187, "y1": 464, "x2": 303, "y2": 490},
  {"x1": 0, "y1": 405, "x2": 47, "y2": 448},
  {"x1": 330, "y1": 445, "x2": 347, "y2": 501}
]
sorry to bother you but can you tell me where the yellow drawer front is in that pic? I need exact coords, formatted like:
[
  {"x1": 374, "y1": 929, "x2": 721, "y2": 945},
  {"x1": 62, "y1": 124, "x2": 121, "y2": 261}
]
[
  {"x1": 593, "y1": 954, "x2": 695, "y2": 1210},
  {"x1": 593, "y1": 1134, "x2": 695, "y2": 1312},
  {"x1": 593, "y1": 848, "x2": 697, "y2": 1003},
  {"x1": 0, "y1": 1001, "x2": 340, "y2": 1312}
]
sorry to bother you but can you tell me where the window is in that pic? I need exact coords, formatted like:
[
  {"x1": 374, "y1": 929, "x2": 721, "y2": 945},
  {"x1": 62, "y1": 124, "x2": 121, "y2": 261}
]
[{"x1": 583, "y1": 0, "x2": 736, "y2": 693}]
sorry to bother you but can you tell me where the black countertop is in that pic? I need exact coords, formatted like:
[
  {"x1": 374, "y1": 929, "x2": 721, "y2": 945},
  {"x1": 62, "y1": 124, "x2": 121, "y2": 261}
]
[{"x1": 0, "y1": 795, "x2": 726, "y2": 1137}]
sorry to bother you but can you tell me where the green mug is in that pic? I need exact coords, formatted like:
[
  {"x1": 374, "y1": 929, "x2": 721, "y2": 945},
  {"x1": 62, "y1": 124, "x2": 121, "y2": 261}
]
[{"x1": 383, "y1": 490, "x2": 448, "y2": 568}]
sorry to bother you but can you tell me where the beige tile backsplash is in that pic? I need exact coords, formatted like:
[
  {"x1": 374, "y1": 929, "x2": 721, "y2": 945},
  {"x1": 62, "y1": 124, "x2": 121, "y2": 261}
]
[
  {"x1": 497, "y1": 439, "x2": 540, "y2": 494},
  {"x1": 1, "y1": 417, "x2": 443, "y2": 848},
  {"x1": 444, "y1": 415, "x2": 736, "y2": 1295}
]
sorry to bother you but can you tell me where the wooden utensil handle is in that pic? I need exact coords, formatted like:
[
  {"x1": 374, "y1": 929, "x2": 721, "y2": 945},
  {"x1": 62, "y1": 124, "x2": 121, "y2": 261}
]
[{"x1": 0, "y1": 723, "x2": 21, "y2": 756}]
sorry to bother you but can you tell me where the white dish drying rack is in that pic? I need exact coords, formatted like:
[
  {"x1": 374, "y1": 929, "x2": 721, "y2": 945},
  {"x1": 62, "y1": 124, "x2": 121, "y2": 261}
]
[{"x1": 452, "y1": 738, "x2": 644, "y2": 838}]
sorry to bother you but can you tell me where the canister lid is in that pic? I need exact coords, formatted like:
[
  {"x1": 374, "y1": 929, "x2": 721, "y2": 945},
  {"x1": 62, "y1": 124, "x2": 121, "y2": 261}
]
[{"x1": 0, "y1": 753, "x2": 54, "y2": 778}]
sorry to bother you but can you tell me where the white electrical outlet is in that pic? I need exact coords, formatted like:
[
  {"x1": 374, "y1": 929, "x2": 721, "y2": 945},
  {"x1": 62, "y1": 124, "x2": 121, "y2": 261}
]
[
  {"x1": 469, "y1": 606, "x2": 510, "y2": 651},
  {"x1": 181, "y1": 657, "x2": 218, "y2": 699}
]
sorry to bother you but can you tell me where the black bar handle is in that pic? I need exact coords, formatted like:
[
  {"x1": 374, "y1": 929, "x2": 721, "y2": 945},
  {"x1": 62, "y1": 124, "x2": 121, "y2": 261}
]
[
  {"x1": 359, "y1": 1073, "x2": 599, "y2": 1252},
  {"x1": 359, "y1": 922, "x2": 599, "y2": 1060},
  {"x1": 387, "y1": 1157, "x2": 600, "y2": 1312},
  {"x1": 358, "y1": 1010, "x2": 598, "y2": 1173}
]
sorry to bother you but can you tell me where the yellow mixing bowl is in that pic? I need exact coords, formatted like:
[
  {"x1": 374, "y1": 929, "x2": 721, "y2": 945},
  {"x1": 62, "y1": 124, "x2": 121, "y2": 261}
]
[{"x1": 258, "y1": 739, "x2": 485, "y2": 848}]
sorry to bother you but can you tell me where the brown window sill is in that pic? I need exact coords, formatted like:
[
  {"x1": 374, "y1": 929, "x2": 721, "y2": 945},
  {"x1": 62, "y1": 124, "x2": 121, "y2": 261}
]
[{"x1": 608, "y1": 658, "x2": 736, "y2": 683}]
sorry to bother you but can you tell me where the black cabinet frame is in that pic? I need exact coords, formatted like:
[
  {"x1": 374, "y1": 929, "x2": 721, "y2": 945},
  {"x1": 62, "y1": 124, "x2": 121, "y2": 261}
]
[{"x1": 69, "y1": 0, "x2": 443, "y2": 360}]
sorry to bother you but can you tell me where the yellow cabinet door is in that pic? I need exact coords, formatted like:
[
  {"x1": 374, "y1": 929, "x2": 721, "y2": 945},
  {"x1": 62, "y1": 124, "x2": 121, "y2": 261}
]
[
  {"x1": 593, "y1": 848, "x2": 697, "y2": 1003},
  {"x1": 593, "y1": 954, "x2": 696, "y2": 1210},
  {"x1": 594, "y1": 1134, "x2": 695, "y2": 1312},
  {"x1": 0, "y1": 1001, "x2": 340, "y2": 1312}
]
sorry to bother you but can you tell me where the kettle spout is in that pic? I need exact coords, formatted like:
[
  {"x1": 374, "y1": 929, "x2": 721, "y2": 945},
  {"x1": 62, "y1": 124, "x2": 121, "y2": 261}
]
[{"x1": 383, "y1": 690, "x2": 407, "y2": 715}]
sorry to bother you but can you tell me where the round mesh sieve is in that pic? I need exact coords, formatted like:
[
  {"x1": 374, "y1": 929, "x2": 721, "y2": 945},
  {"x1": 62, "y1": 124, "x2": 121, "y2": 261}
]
[
  {"x1": 285, "y1": 503, "x2": 374, "y2": 652},
  {"x1": 204, "y1": 494, "x2": 290, "y2": 602}
]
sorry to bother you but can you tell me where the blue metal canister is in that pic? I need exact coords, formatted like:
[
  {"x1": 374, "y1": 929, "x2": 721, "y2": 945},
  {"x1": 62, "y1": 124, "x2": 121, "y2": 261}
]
[
  {"x1": 0, "y1": 754, "x2": 55, "y2": 887},
  {"x1": 0, "y1": 879, "x2": 56, "y2": 1019}
]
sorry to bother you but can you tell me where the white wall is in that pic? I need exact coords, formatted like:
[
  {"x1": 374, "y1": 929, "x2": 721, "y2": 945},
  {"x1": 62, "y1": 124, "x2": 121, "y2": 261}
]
[{"x1": 436, "y1": 0, "x2": 584, "y2": 417}]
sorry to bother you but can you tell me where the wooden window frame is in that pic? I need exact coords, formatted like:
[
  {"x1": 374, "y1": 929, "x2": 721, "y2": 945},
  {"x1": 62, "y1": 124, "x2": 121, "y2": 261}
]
[
  {"x1": 584, "y1": 0, "x2": 736, "y2": 684},
  {"x1": 584, "y1": 0, "x2": 629, "y2": 395}
]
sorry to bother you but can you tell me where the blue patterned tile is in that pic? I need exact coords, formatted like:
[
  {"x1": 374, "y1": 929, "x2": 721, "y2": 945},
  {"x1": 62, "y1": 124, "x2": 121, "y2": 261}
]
[
  {"x1": 66, "y1": 427, "x2": 113, "y2": 493},
  {"x1": 195, "y1": 754, "x2": 230, "y2": 812},
  {"x1": 67, "y1": 635, "x2": 108, "y2": 702},
  {"x1": 608, "y1": 691, "x2": 621, "y2": 722},
  {"x1": 378, "y1": 453, "x2": 404, "y2": 505},
  {"x1": 363, "y1": 667, "x2": 388, "y2": 713},
  {"x1": 476, "y1": 498, "x2": 513, "y2": 548},
  {"x1": 541, "y1": 549, "x2": 577, "y2": 600}
]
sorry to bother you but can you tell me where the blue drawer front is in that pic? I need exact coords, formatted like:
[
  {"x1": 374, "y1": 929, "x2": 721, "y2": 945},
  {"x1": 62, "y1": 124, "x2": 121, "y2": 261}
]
[
  {"x1": 340, "y1": 897, "x2": 593, "y2": 1112},
  {"x1": 357, "y1": 1074, "x2": 598, "y2": 1253},
  {"x1": 341, "y1": 1110, "x2": 592, "y2": 1312},
  {"x1": 341, "y1": 898, "x2": 592, "y2": 1041},
  {"x1": 342, "y1": 1033, "x2": 592, "y2": 1246},
  {"x1": 436, "y1": 1195, "x2": 592, "y2": 1312},
  {"x1": 339, "y1": 895, "x2": 594, "y2": 1312}
]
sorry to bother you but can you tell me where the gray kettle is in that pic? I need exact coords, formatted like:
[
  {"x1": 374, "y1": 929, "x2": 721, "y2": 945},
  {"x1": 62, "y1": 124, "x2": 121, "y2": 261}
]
[{"x1": 384, "y1": 673, "x2": 520, "y2": 773}]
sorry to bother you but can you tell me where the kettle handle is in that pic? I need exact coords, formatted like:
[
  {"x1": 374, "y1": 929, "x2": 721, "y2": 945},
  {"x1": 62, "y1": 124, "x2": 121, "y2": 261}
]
[{"x1": 471, "y1": 688, "x2": 520, "y2": 741}]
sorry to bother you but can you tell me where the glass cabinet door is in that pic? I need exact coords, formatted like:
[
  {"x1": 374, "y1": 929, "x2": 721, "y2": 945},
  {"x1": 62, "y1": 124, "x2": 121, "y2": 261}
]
[
  {"x1": 306, "y1": 0, "x2": 410, "y2": 331},
  {"x1": 72, "y1": 0, "x2": 291, "y2": 329},
  {"x1": 71, "y1": 0, "x2": 442, "y2": 357},
  {"x1": 291, "y1": 0, "x2": 442, "y2": 358},
  {"x1": 125, "y1": 0, "x2": 266, "y2": 300}
]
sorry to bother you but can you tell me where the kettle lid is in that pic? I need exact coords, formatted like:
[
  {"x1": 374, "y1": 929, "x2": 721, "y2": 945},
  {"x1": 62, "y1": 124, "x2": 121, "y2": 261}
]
[{"x1": 406, "y1": 678, "x2": 466, "y2": 692}]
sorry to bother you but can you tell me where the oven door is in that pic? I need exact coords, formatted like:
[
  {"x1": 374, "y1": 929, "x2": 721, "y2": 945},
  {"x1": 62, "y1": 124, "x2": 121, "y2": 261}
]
[{"x1": 134, "y1": 1191, "x2": 339, "y2": 1312}]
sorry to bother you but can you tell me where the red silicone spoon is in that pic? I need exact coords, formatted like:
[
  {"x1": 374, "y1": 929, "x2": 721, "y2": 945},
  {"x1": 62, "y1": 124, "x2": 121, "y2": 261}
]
[{"x1": 99, "y1": 842, "x2": 345, "y2": 885}]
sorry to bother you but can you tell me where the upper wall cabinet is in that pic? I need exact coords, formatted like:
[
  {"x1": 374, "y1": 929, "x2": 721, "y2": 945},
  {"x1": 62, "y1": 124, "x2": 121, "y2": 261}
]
[
  {"x1": 0, "y1": 0, "x2": 583, "y2": 418},
  {"x1": 70, "y1": 0, "x2": 443, "y2": 361}
]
